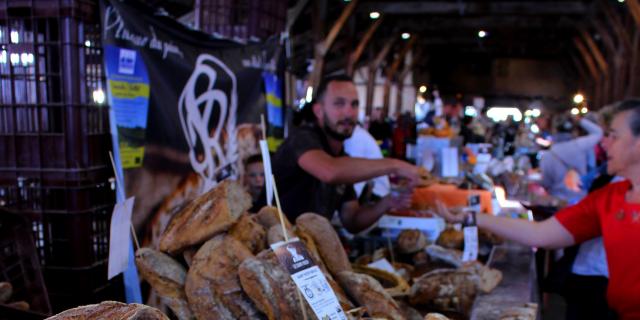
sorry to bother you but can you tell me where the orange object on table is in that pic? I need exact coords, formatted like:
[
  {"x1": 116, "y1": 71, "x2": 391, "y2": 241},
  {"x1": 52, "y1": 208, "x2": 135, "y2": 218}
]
[{"x1": 412, "y1": 183, "x2": 493, "y2": 214}]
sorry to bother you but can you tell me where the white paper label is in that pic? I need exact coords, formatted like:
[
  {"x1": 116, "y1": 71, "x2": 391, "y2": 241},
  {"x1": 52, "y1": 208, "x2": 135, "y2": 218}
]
[
  {"x1": 367, "y1": 258, "x2": 396, "y2": 275},
  {"x1": 108, "y1": 197, "x2": 135, "y2": 279},
  {"x1": 271, "y1": 239, "x2": 346, "y2": 320},
  {"x1": 259, "y1": 140, "x2": 274, "y2": 206},
  {"x1": 462, "y1": 225, "x2": 478, "y2": 262},
  {"x1": 441, "y1": 147, "x2": 459, "y2": 177}
]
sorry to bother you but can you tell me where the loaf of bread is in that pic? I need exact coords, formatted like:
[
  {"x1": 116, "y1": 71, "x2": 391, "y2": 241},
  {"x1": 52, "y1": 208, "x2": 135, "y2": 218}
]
[
  {"x1": 239, "y1": 250, "x2": 314, "y2": 320},
  {"x1": 135, "y1": 248, "x2": 192, "y2": 320},
  {"x1": 409, "y1": 269, "x2": 478, "y2": 315},
  {"x1": 436, "y1": 228, "x2": 464, "y2": 250},
  {"x1": 6, "y1": 301, "x2": 29, "y2": 311},
  {"x1": 160, "y1": 180, "x2": 251, "y2": 254},
  {"x1": 255, "y1": 206, "x2": 292, "y2": 230},
  {"x1": 425, "y1": 245, "x2": 463, "y2": 268},
  {"x1": 397, "y1": 229, "x2": 428, "y2": 254},
  {"x1": 461, "y1": 261, "x2": 503, "y2": 293},
  {"x1": 0, "y1": 281, "x2": 12, "y2": 303},
  {"x1": 424, "y1": 313, "x2": 451, "y2": 320},
  {"x1": 185, "y1": 235, "x2": 260, "y2": 320},
  {"x1": 296, "y1": 213, "x2": 352, "y2": 276},
  {"x1": 267, "y1": 225, "x2": 294, "y2": 246},
  {"x1": 182, "y1": 246, "x2": 197, "y2": 268},
  {"x1": 336, "y1": 271, "x2": 404, "y2": 320},
  {"x1": 46, "y1": 301, "x2": 169, "y2": 320},
  {"x1": 229, "y1": 213, "x2": 267, "y2": 254},
  {"x1": 396, "y1": 300, "x2": 423, "y2": 320},
  {"x1": 499, "y1": 303, "x2": 537, "y2": 320}
]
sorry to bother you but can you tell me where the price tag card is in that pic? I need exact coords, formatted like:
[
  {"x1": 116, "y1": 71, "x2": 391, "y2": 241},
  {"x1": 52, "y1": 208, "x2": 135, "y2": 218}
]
[
  {"x1": 271, "y1": 238, "x2": 347, "y2": 320},
  {"x1": 462, "y1": 195, "x2": 480, "y2": 262},
  {"x1": 108, "y1": 197, "x2": 135, "y2": 279}
]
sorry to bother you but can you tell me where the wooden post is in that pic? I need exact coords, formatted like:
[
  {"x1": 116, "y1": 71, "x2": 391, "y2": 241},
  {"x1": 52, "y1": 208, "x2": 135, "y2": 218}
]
[
  {"x1": 591, "y1": 20, "x2": 624, "y2": 101},
  {"x1": 366, "y1": 35, "x2": 397, "y2": 116},
  {"x1": 347, "y1": 17, "x2": 383, "y2": 76},
  {"x1": 383, "y1": 37, "x2": 416, "y2": 115},
  {"x1": 628, "y1": 31, "x2": 640, "y2": 97},
  {"x1": 579, "y1": 29, "x2": 610, "y2": 104},
  {"x1": 574, "y1": 37, "x2": 601, "y2": 105},
  {"x1": 396, "y1": 49, "x2": 424, "y2": 114},
  {"x1": 627, "y1": 0, "x2": 640, "y2": 27},
  {"x1": 308, "y1": 0, "x2": 358, "y2": 91}
]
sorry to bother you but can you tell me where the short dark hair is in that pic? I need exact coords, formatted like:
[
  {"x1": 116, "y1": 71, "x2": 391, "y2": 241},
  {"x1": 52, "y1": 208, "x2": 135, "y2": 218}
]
[
  {"x1": 612, "y1": 99, "x2": 640, "y2": 137},
  {"x1": 245, "y1": 154, "x2": 263, "y2": 166},
  {"x1": 314, "y1": 74, "x2": 354, "y2": 103}
]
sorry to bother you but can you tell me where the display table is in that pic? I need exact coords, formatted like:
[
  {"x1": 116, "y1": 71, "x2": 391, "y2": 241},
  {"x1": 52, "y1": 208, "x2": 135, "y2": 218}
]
[{"x1": 471, "y1": 242, "x2": 540, "y2": 320}]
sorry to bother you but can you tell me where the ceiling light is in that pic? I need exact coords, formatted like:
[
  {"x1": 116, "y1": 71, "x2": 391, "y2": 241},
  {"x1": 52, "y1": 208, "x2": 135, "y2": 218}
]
[
  {"x1": 419, "y1": 85, "x2": 427, "y2": 93},
  {"x1": 581, "y1": 107, "x2": 588, "y2": 114},
  {"x1": 401, "y1": 32, "x2": 410, "y2": 40},
  {"x1": 571, "y1": 108, "x2": 580, "y2": 115},
  {"x1": 478, "y1": 30, "x2": 487, "y2": 38},
  {"x1": 369, "y1": 11, "x2": 380, "y2": 19},
  {"x1": 93, "y1": 89, "x2": 106, "y2": 104},
  {"x1": 573, "y1": 93, "x2": 584, "y2": 104}
]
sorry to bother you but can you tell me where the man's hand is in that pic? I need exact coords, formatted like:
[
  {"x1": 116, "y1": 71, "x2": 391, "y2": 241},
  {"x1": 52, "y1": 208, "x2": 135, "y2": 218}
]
[
  {"x1": 392, "y1": 159, "x2": 422, "y2": 187},
  {"x1": 381, "y1": 191, "x2": 413, "y2": 211},
  {"x1": 434, "y1": 199, "x2": 465, "y2": 223}
]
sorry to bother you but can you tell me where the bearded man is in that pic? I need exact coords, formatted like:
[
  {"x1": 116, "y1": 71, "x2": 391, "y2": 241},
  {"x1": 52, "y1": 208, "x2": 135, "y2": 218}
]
[{"x1": 268, "y1": 74, "x2": 421, "y2": 232}]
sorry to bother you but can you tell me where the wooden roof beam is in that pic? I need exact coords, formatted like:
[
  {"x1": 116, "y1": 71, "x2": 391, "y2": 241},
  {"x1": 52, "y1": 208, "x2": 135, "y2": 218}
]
[
  {"x1": 358, "y1": 1, "x2": 587, "y2": 15},
  {"x1": 347, "y1": 17, "x2": 383, "y2": 76}
]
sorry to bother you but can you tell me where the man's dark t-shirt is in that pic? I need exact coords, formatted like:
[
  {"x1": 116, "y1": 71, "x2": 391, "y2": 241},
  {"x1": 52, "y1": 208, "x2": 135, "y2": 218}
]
[{"x1": 269, "y1": 124, "x2": 356, "y2": 222}]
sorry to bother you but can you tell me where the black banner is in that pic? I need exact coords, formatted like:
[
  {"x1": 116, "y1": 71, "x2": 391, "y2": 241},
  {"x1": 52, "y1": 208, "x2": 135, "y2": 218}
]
[{"x1": 100, "y1": 0, "x2": 281, "y2": 241}]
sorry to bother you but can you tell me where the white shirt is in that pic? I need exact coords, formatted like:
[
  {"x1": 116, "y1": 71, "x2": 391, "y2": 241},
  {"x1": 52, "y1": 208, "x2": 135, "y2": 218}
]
[{"x1": 344, "y1": 125, "x2": 391, "y2": 197}]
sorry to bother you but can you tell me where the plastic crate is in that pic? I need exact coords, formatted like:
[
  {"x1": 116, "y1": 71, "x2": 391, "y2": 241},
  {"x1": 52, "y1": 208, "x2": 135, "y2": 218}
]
[
  {"x1": 0, "y1": 0, "x2": 111, "y2": 171},
  {"x1": 0, "y1": 211, "x2": 51, "y2": 315},
  {"x1": 195, "y1": 0, "x2": 286, "y2": 40}
]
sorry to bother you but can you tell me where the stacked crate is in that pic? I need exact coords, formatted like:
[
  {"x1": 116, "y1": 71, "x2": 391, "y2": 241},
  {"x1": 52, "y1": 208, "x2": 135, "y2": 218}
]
[
  {"x1": 0, "y1": 0, "x2": 122, "y2": 312},
  {"x1": 195, "y1": 0, "x2": 286, "y2": 41}
]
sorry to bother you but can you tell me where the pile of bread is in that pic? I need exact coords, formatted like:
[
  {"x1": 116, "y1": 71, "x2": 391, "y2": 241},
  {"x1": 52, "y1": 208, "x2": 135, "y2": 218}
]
[
  {"x1": 0, "y1": 281, "x2": 31, "y2": 311},
  {"x1": 47, "y1": 180, "x2": 507, "y2": 319}
]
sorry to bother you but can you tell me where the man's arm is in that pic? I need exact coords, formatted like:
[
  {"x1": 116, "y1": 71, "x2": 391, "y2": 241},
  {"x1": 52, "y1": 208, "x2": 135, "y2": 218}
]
[
  {"x1": 435, "y1": 201, "x2": 575, "y2": 249},
  {"x1": 340, "y1": 192, "x2": 413, "y2": 233},
  {"x1": 298, "y1": 149, "x2": 419, "y2": 185}
]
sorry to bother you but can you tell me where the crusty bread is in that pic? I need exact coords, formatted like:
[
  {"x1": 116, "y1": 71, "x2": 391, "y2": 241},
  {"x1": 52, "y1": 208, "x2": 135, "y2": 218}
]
[
  {"x1": 45, "y1": 301, "x2": 169, "y2": 320},
  {"x1": 182, "y1": 246, "x2": 198, "y2": 268},
  {"x1": 229, "y1": 214, "x2": 267, "y2": 254},
  {"x1": 397, "y1": 300, "x2": 423, "y2": 320},
  {"x1": 425, "y1": 245, "x2": 463, "y2": 268},
  {"x1": 351, "y1": 265, "x2": 410, "y2": 297},
  {"x1": 436, "y1": 228, "x2": 464, "y2": 250},
  {"x1": 336, "y1": 271, "x2": 404, "y2": 320},
  {"x1": 409, "y1": 269, "x2": 478, "y2": 315},
  {"x1": 0, "y1": 281, "x2": 12, "y2": 303},
  {"x1": 296, "y1": 213, "x2": 352, "y2": 276},
  {"x1": 239, "y1": 250, "x2": 315, "y2": 320},
  {"x1": 255, "y1": 206, "x2": 292, "y2": 230},
  {"x1": 6, "y1": 301, "x2": 29, "y2": 311},
  {"x1": 424, "y1": 313, "x2": 451, "y2": 320},
  {"x1": 499, "y1": 303, "x2": 537, "y2": 320},
  {"x1": 461, "y1": 261, "x2": 503, "y2": 293},
  {"x1": 185, "y1": 235, "x2": 260, "y2": 320},
  {"x1": 397, "y1": 229, "x2": 428, "y2": 254},
  {"x1": 135, "y1": 248, "x2": 192, "y2": 320},
  {"x1": 266, "y1": 225, "x2": 294, "y2": 246},
  {"x1": 159, "y1": 180, "x2": 251, "y2": 254}
]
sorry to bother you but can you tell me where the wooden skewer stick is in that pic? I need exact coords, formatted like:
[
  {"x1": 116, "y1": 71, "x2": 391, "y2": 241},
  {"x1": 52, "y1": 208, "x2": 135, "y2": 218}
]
[
  {"x1": 108, "y1": 151, "x2": 140, "y2": 251},
  {"x1": 260, "y1": 114, "x2": 267, "y2": 141},
  {"x1": 271, "y1": 174, "x2": 289, "y2": 242}
]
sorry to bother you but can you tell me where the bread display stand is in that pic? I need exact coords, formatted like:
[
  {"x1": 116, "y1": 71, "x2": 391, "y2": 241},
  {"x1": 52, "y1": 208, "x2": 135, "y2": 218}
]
[{"x1": 469, "y1": 242, "x2": 540, "y2": 320}]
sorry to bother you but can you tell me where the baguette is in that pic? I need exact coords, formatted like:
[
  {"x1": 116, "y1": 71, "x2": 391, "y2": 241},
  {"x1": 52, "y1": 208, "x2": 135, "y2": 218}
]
[
  {"x1": 135, "y1": 248, "x2": 192, "y2": 320},
  {"x1": 185, "y1": 235, "x2": 260, "y2": 320},
  {"x1": 296, "y1": 213, "x2": 352, "y2": 276},
  {"x1": 336, "y1": 271, "x2": 404, "y2": 320},
  {"x1": 160, "y1": 180, "x2": 251, "y2": 254}
]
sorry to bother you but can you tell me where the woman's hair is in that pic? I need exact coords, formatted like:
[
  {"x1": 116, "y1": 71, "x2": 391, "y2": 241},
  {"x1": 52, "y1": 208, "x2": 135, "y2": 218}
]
[{"x1": 612, "y1": 99, "x2": 640, "y2": 137}]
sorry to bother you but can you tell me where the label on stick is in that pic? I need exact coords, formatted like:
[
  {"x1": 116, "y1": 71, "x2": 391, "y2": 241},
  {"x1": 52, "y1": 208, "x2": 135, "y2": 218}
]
[{"x1": 271, "y1": 238, "x2": 347, "y2": 320}]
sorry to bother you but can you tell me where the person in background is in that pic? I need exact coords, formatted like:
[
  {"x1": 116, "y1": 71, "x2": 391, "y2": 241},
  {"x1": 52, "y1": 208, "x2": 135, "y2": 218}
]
[
  {"x1": 368, "y1": 107, "x2": 393, "y2": 154},
  {"x1": 243, "y1": 154, "x2": 265, "y2": 207},
  {"x1": 433, "y1": 99, "x2": 640, "y2": 320},
  {"x1": 344, "y1": 124, "x2": 391, "y2": 201},
  {"x1": 265, "y1": 74, "x2": 421, "y2": 232}
]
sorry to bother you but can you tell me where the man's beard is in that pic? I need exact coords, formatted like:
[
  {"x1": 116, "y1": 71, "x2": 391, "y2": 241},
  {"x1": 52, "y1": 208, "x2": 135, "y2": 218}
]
[{"x1": 322, "y1": 114, "x2": 355, "y2": 141}]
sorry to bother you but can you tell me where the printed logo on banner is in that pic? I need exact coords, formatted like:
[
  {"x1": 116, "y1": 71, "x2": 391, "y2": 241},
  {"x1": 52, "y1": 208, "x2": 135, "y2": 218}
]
[
  {"x1": 118, "y1": 49, "x2": 137, "y2": 75},
  {"x1": 178, "y1": 54, "x2": 239, "y2": 191}
]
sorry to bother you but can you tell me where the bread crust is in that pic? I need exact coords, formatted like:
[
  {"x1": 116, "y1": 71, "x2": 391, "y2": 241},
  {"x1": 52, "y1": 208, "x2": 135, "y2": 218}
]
[
  {"x1": 160, "y1": 180, "x2": 251, "y2": 254},
  {"x1": 336, "y1": 271, "x2": 405, "y2": 320}
]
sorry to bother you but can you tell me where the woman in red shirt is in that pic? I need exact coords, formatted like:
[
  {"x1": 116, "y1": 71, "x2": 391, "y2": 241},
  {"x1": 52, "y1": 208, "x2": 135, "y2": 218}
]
[{"x1": 435, "y1": 99, "x2": 640, "y2": 319}]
